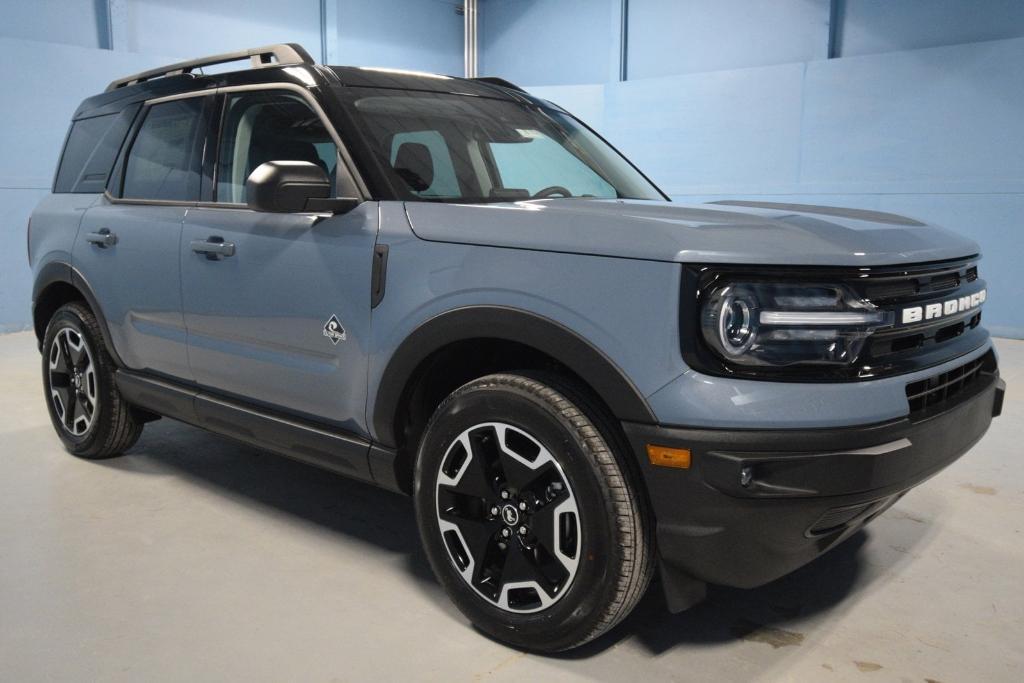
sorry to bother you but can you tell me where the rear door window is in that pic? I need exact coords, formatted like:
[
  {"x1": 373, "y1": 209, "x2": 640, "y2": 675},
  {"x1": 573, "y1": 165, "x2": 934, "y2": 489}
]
[{"x1": 121, "y1": 98, "x2": 207, "y2": 201}]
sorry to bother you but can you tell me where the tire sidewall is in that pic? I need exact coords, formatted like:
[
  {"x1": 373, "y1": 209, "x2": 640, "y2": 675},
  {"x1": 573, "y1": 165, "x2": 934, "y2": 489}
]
[
  {"x1": 42, "y1": 305, "x2": 111, "y2": 455},
  {"x1": 414, "y1": 378, "x2": 627, "y2": 650}
]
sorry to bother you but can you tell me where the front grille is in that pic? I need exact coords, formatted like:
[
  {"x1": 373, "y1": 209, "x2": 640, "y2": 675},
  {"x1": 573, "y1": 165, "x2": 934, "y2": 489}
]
[
  {"x1": 857, "y1": 259, "x2": 972, "y2": 304},
  {"x1": 852, "y1": 257, "x2": 986, "y2": 364},
  {"x1": 905, "y1": 351, "x2": 993, "y2": 414}
]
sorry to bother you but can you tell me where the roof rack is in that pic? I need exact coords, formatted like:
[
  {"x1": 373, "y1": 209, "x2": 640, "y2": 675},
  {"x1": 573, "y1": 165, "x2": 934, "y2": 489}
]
[
  {"x1": 105, "y1": 43, "x2": 315, "y2": 92},
  {"x1": 472, "y1": 76, "x2": 527, "y2": 94}
]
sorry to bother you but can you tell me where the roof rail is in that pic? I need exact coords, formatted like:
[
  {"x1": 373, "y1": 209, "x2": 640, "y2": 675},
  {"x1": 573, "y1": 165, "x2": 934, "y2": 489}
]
[
  {"x1": 105, "y1": 43, "x2": 315, "y2": 92},
  {"x1": 472, "y1": 76, "x2": 527, "y2": 94}
]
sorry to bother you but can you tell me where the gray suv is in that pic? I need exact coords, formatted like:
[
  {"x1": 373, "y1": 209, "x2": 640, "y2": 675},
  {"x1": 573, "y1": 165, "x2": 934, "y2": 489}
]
[{"x1": 29, "y1": 44, "x2": 1005, "y2": 652}]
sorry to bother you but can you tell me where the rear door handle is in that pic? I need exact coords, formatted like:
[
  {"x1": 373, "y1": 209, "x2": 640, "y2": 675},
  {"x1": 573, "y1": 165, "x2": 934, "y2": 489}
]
[
  {"x1": 190, "y1": 237, "x2": 235, "y2": 260},
  {"x1": 85, "y1": 228, "x2": 117, "y2": 248}
]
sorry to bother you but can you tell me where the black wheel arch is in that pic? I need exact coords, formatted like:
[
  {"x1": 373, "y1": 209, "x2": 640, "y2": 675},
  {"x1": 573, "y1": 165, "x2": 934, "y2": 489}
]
[
  {"x1": 372, "y1": 305, "x2": 657, "y2": 450},
  {"x1": 32, "y1": 261, "x2": 124, "y2": 367}
]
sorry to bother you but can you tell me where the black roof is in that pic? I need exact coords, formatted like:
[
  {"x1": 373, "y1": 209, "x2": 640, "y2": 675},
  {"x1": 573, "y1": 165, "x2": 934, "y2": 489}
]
[{"x1": 74, "y1": 61, "x2": 532, "y2": 120}]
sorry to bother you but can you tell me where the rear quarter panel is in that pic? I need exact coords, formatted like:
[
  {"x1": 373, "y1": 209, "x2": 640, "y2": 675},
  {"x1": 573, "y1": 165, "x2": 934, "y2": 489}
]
[{"x1": 29, "y1": 193, "x2": 101, "y2": 294}]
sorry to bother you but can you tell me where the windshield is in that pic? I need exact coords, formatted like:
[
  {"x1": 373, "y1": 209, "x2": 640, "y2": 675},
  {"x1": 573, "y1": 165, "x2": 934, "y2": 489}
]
[{"x1": 340, "y1": 89, "x2": 664, "y2": 203}]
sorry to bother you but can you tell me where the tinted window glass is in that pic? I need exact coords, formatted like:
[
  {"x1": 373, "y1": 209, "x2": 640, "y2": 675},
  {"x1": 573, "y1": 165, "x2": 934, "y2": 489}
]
[
  {"x1": 54, "y1": 114, "x2": 116, "y2": 193},
  {"x1": 216, "y1": 91, "x2": 336, "y2": 203},
  {"x1": 344, "y1": 90, "x2": 662, "y2": 203},
  {"x1": 389, "y1": 130, "x2": 459, "y2": 198},
  {"x1": 122, "y1": 98, "x2": 205, "y2": 201},
  {"x1": 489, "y1": 134, "x2": 615, "y2": 198}
]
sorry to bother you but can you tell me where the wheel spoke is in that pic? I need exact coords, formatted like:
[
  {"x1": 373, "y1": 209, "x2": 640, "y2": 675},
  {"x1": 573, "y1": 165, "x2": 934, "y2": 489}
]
[
  {"x1": 501, "y1": 458, "x2": 560, "y2": 496},
  {"x1": 50, "y1": 340, "x2": 69, "y2": 375},
  {"x1": 72, "y1": 397, "x2": 90, "y2": 427},
  {"x1": 499, "y1": 542, "x2": 546, "y2": 587},
  {"x1": 529, "y1": 491, "x2": 575, "y2": 570},
  {"x1": 441, "y1": 432, "x2": 501, "y2": 499},
  {"x1": 439, "y1": 510, "x2": 503, "y2": 584},
  {"x1": 61, "y1": 388, "x2": 77, "y2": 430},
  {"x1": 66, "y1": 333, "x2": 87, "y2": 367}
]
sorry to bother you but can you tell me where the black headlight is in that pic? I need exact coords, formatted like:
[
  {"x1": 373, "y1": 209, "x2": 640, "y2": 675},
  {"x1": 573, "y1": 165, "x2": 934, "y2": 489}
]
[
  {"x1": 700, "y1": 281, "x2": 894, "y2": 368},
  {"x1": 682, "y1": 259, "x2": 987, "y2": 381}
]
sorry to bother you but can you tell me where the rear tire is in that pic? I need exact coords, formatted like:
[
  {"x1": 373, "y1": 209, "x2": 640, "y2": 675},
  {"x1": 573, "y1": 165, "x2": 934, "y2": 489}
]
[
  {"x1": 42, "y1": 302, "x2": 143, "y2": 459},
  {"x1": 414, "y1": 373, "x2": 653, "y2": 652}
]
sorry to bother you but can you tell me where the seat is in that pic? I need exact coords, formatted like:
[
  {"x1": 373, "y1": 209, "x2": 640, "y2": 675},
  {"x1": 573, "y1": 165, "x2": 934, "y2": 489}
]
[{"x1": 393, "y1": 142, "x2": 434, "y2": 192}]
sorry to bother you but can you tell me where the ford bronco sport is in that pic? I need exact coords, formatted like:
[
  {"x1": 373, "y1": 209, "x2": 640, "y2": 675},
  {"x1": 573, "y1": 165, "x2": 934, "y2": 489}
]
[{"x1": 29, "y1": 44, "x2": 1005, "y2": 652}]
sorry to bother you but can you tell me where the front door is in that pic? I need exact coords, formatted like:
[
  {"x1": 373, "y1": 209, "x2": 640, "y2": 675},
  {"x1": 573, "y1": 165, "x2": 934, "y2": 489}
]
[{"x1": 180, "y1": 89, "x2": 377, "y2": 436}]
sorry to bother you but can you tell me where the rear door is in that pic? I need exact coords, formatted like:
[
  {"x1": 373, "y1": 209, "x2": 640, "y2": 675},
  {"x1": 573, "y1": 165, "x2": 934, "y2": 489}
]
[
  {"x1": 180, "y1": 87, "x2": 377, "y2": 435},
  {"x1": 75, "y1": 94, "x2": 213, "y2": 379}
]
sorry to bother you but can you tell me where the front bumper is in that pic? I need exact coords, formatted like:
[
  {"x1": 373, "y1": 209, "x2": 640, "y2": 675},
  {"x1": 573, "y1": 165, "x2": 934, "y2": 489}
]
[{"x1": 623, "y1": 362, "x2": 1005, "y2": 597}]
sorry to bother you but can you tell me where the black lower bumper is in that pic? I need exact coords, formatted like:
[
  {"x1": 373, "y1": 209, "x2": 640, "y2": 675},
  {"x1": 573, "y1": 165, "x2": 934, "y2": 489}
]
[{"x1": 623, "y1": 367, "x2": 1005, "y2": 601}]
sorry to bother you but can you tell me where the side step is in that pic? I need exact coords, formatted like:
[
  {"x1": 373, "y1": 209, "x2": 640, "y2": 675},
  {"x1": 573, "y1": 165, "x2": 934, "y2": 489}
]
[{"x1": 115, "y1": 370, "x2": 404, "y2": 493}]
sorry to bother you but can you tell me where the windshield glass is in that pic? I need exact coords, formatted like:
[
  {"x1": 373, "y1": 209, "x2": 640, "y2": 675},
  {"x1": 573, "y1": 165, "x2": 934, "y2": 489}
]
[{"x1": 340, "y1": 89, "x2": 664, "y2": 203}]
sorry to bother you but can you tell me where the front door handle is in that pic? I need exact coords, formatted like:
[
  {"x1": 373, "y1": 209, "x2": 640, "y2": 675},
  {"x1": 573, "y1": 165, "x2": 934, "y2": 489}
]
[
  {"x1": 190, "y1": 237, "x2": 235, "y2": 260},
  {"x1": 85, "y1": 228, "x2": 117, "y2": 248}
]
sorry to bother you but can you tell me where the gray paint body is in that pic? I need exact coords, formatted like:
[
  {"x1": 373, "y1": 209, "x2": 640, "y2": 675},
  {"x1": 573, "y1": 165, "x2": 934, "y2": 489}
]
[
  {"x1": 404, "y1": 198, "x2": 980, "y2": 266},
  {"x1": 31, "y1": 191, "x2": 991, "y2": 441},
  {"x1": 180, "y1": 203, "x2": 377, "y2": 435}
]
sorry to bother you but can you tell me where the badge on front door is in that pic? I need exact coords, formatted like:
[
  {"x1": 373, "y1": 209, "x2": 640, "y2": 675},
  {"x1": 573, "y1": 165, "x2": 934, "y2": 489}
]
[{"x1": 323, "y1": 315, "x2": 347, "y2": 345}]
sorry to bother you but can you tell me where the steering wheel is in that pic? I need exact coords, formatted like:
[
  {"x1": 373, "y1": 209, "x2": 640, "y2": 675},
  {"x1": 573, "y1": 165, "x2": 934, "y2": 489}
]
[{"x1": 532, "y1": 185, "x2": 573, "y2": 199}]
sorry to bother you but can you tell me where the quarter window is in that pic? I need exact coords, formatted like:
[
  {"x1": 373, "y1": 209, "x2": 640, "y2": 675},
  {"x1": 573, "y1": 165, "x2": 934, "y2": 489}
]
[
  {"x1": 216, "y1": 91, "x2": 337, "y2": 204},
  {"x1": 121, "y1": 98, "x2": 206, "y2": 201}
]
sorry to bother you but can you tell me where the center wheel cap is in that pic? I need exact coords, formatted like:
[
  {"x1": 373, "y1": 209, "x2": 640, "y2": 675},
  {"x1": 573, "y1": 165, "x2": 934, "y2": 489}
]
[{"x1": 501, "y1": 504, "x2": 520, "y2": 527}]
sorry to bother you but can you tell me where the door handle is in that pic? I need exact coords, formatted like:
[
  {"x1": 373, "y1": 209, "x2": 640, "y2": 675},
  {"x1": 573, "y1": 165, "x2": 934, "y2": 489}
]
[
  {"x1": 190, "y1": 237, "x2": 235, "y2": 260},
  {"x1": 85, "y1": 228, "x2": 117, "y2": 248}
]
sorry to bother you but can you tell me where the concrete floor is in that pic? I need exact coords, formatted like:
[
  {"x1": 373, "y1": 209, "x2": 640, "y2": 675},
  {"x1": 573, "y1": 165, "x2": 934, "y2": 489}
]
[{"x1": 0, "y1": 330, "x2": 1021, "y2": 682}]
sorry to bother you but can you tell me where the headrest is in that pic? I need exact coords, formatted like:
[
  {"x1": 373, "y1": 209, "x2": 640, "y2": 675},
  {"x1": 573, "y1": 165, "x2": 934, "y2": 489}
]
[{"x1": 393, "y1": 142, "x2": 434, "y2": 192}]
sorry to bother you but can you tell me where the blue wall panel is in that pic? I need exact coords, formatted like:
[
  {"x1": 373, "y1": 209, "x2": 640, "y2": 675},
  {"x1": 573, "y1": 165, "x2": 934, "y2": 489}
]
[
  {"x1": 835, "y1": 0, "x2": 1024, "y2": 57},
  {"x1": 122, "y1": 0, "x2": 321, "y2": 57},
  {"x1": 627, "y1": 0, "x2": 829, "y2": 79},
  {"x1": 335, "y1": 0, "x2": 464, "y2": 75},
  {"x1": 799, "y1": 39, "x2": 1024, "y2": 186},
  {"x1": 0, "y1": 0, "x2": 107, "y2": 49},
  {"x1": 602, "y1": 63, "x2": 806, "y2": 192},
  {"x1": 481, "y1": 0, "x2": 619, "y2": 86}
]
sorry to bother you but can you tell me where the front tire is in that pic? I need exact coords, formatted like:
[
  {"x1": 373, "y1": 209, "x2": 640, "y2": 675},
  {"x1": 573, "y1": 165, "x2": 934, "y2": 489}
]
[
  {"x1": 42, "y1": 302, "x2": 143, "y2": 459},
  {"x1": 414, "y1": 373, "x2": 653, "y2": 652}
]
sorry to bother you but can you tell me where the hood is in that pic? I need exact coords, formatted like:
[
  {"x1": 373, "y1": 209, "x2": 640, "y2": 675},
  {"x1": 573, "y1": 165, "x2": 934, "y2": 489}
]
[{"x1": 403, "y1": 199, "x2": 979, "y2": 266}]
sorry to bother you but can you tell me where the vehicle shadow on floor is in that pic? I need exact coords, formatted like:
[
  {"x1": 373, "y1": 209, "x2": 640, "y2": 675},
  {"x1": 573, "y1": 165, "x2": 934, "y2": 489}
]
[
  {"x1": 100, "y1": 419, "x2": 437, "y2": 585},
  {"x1": 555, "y1": 532, "x2": 871, "y2": 658},
  {"x1": 551, "y1": 501, "x2": 934, "y2": 658},
  {"x1": 104, "y1": 419, "x2": 933, "y2": 659}
]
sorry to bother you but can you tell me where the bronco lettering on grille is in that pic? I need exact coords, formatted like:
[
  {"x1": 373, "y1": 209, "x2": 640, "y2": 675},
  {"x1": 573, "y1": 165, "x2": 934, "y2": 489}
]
[{"x1": 901, "y1": 289, "x2": 986, "y2": 325}]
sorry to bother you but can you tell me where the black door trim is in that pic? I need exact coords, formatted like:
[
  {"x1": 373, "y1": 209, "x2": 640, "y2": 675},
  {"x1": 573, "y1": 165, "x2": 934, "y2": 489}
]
[{"x1": 115, "y1": 369, "x2": 404, "y2": 493}]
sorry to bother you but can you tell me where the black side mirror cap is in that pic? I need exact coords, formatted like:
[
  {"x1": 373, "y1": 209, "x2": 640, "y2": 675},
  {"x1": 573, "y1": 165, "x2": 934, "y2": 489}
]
[{"x1": 246, "y1": 161, "x2": 361, "y2": 214}]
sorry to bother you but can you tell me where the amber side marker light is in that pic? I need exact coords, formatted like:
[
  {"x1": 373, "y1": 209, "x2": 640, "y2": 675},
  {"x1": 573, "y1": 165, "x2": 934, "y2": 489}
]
[{"x1": 646, "y1": 444, "x2": 691, "y2": 469}]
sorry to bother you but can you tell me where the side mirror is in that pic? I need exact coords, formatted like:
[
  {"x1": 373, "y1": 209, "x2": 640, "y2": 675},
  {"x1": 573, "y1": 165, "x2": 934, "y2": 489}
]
[{"x1": 245, "y1": 161, "x2": 361, "y2": 213}]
